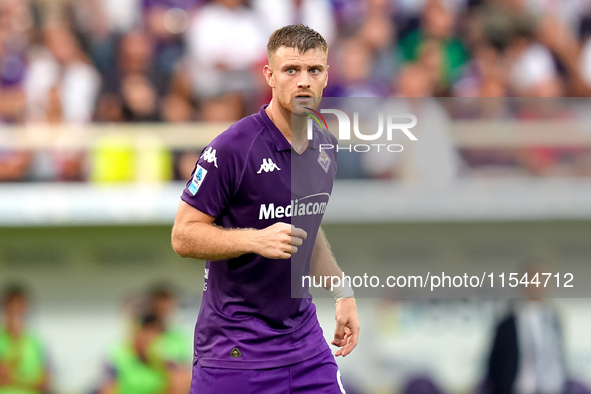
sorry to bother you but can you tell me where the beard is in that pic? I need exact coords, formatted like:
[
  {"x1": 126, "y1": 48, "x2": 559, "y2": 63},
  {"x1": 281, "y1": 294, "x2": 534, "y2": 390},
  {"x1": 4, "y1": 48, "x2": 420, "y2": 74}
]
[{"x1": 282, "y1": 95, "x2": 322, "y2": 118}]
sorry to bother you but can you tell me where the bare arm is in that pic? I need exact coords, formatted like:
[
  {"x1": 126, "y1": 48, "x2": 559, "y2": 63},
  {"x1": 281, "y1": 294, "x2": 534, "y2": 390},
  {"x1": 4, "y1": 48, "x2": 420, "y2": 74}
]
[
  {"x1": 311, "y1": 227, "x2": 359, "y2": 357},
  {"x1": 171, "y1": 201, "x2": 307, "y2": 261},
  {"x1": 311, "y1": 227, "x2": 351, "y2": 289}
]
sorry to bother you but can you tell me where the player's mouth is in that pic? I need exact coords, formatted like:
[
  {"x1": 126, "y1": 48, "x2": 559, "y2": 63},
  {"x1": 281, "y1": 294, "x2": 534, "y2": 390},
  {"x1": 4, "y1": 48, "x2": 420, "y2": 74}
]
[{"x1": 293, "y1": 94, "x2": 313, "y2": 101}]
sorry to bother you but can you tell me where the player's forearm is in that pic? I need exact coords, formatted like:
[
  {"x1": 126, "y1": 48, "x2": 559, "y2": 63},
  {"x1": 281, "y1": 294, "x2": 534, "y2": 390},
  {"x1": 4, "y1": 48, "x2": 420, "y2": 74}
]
[
  {"x1": 311, "y1": 228, "x2": 343, "y2": 290},
  {"x1": 172, "y1": 221, "x2": 259, "y2": 261}
]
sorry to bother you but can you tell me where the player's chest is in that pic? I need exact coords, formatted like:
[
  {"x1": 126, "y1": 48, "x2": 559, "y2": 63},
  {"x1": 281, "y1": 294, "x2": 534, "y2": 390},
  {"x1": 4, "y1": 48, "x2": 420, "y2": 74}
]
[{"x1": 239, "y1": 149, "x2": 335, "y2": 200}]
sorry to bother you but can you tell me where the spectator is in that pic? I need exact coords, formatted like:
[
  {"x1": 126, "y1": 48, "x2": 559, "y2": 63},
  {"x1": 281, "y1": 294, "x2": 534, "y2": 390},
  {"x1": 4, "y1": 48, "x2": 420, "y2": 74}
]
[
  {"x1": 142, "y1": 0, "x2": 202, "y2": 95},
  {"x1": 453, "y1": 41, "x2": 509, "y2": 98},
  {"x1": 485, "y1": 264, "x2": 568, "y2": 394},
  {"x1": 23, "y1": 25, "x2": 99, "y2": 181},
  {"x1": 394, "y1": 62, "x2": 435, "y2": 98},
  {"x1": 0, "y1": 0, "x2": 35, "y2": 182},
  {"x1": 184, "y1": 0, "x2": 266, "y2": 99},
  {"x1": 120, "y1": 74, "x2": 161, "y2": 122},
  {"x1": 142, "y1": 0, "x2": 201, "y2": 41},
  {"x1": 332, "y1": 0, "x2": 397, "y2": 35},
  {"x1": 398, "y1": 0, "x2": 468, "y2": 95},
  {"x1": 252, "y1": 0, "x2": 336, "y2": 44},
  {"x1": 357, "y1": 11, "x2": 398, "y2": 87},
  {"x1": 66, "y1": 0, "x2": 111, "y2": 67},
  {"x1": 161, "y1": 93, "x2": 195, "y2": 123},
  {"x1": 96, "y1": 31, "x2": 156, "y2": 123},
  {"x1": 25, "y1": 25, "x2": 100, "y2": 125},
  {"x1": 110, "y1": 31, "x2": 155, "y2": 94},
  {"x1": 0, "y1": 0, "x2": 29, "y2": 124},
  {"x1": 0, "y1": 285, "x2": 51, "y2": 394},
  {"x1": 200, "y1": 92, "x2": 243, "y2": 122},
  {"x1": 326, "y1": 36, "x2": 389, "y2": 97},
  {"x1": 526, "y1": 0, "x2": 588, "y2": 36},
  {"x1": 103, "y1": 0, "x2": 142, "y2": 34},
  {"x1": 505, "y1": 29, "x2": 561, "y2": 97}
]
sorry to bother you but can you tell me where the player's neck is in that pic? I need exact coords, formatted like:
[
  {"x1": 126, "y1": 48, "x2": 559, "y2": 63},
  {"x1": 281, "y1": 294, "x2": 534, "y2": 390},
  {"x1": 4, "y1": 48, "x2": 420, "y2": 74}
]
[{"x1": 266, "y1": 100, "x2": 309, "y2": 153}]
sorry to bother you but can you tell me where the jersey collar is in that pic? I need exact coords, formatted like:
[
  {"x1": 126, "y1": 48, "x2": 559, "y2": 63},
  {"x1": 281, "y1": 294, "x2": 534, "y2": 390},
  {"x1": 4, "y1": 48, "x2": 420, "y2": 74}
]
[{"x1": 259, "y1": 105, "x2": 321, "y2": 152}]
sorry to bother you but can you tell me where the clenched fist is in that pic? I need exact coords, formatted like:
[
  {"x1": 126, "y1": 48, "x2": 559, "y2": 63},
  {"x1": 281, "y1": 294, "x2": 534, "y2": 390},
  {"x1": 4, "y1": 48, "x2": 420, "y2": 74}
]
[{"x1": 253, "y1": 223, "x2": 307, "y2": 259}]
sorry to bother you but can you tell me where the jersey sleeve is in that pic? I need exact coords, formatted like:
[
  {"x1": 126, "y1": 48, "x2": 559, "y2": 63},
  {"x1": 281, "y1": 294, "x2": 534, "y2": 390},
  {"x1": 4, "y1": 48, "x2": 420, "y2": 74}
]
[{"x1": 180, "y1": 138, "x2": 241, "y2": 219}]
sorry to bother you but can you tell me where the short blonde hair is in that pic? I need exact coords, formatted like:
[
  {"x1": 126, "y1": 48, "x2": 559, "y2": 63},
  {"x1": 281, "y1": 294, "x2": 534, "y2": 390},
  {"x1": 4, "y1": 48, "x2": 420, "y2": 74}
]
[{"x1": 267, "y1": 24, "x2": 328, "y2": 59}]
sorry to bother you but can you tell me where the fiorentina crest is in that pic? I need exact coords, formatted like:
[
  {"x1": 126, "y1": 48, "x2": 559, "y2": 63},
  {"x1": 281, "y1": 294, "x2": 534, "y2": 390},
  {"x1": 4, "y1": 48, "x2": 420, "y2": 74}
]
[{"x1": 317, "y1": 150, "x2": 331, "y2": 173}]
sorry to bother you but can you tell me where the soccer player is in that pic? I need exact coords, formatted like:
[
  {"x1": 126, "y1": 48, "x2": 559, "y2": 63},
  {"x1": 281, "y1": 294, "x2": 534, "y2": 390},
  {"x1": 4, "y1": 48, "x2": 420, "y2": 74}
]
[
  {"x1": 147, "y1": 284, "x2": 192, "y2": 365},
  {"x1": 172, "y1": 24, "x2": 359, "y2": 393},
  {"x1": 0, "y1": 285, "x2": 50, "y2": 394},
  {"x1": 99, "y1": 314, "x2": 190, "y2": 394}
]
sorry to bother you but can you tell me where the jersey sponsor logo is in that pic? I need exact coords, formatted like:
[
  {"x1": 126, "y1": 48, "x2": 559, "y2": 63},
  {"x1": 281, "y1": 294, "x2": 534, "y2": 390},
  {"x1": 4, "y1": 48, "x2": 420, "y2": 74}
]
[
  {"x1": 201, "y1": 147, "x2": 218, "y2": 168},
  {"x1": 318, "y1": 150, "x2": 331, "y2": 173},
  {"x1": 188, "y1": 165, "x2": 208, "y2": 195},
  {"x1": 258, "y1": 193, "x2": 330, "y2": 220},
  {"x1": 230, "y1": 347, "x2": 242, "y2": 358},
  {"x1": 257, "y1": 158, "x2": 281, "y2": 174}
]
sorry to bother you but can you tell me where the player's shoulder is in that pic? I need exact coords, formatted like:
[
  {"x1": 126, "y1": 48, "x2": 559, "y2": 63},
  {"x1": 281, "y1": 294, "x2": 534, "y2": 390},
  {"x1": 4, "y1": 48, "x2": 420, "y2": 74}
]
[
  {"x1": 319, "y1": 127, "x2": 338, "y2": 146},
  {"x1": 311, "y1": 125, "x2": 338, "y2": 154},
  {"x1": 197, "y1": 112, "x2": 268, "y2": 173},
  {"x1": 208, "y1": 112, "x2": 268, "y2": 155}
]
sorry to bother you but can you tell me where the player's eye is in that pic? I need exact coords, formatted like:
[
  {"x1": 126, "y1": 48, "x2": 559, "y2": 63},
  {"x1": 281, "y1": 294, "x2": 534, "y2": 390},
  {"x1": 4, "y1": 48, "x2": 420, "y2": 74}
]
[
  {"x1": 310, "y1": 68, "x2": 320, "y2": 74},
  {"x1": 286, "y1": 68, "x2": 296, "y2": 75}
]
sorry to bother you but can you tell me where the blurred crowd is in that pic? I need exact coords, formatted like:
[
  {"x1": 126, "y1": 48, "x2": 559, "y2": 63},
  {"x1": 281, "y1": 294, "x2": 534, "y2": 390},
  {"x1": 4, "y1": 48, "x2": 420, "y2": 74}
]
[{"x1": 2, "y1": 0, "x2": 591, "y2": 181}]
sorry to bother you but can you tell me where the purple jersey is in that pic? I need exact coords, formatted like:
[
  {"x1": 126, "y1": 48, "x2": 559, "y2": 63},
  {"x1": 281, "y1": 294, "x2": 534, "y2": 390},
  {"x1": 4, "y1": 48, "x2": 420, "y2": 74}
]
[{"x1": 181, "y1": 105, "x2": 338, "y2": 369}]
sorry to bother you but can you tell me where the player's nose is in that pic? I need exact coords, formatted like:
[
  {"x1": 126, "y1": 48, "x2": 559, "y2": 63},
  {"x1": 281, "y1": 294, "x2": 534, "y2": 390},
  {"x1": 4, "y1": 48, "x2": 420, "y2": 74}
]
[{"x1": 297, "y1": 78, "x2": 310, "y2": 89}]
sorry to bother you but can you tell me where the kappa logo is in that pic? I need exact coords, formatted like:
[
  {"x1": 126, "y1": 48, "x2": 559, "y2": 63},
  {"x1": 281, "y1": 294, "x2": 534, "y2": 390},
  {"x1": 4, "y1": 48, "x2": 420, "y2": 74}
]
[
  {"x1": 201, "y1": 147, "x2": 218, "y2": 168},
  {"x1": 257, "y1": 158, "x2": 281, "y2": 174}
]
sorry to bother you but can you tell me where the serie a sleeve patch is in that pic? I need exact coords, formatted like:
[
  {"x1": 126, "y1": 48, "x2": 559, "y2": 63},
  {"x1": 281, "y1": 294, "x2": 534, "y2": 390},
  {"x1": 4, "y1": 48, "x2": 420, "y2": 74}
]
[{"x1": 188, "y1": 165, "x2": 208, "y2": 195}]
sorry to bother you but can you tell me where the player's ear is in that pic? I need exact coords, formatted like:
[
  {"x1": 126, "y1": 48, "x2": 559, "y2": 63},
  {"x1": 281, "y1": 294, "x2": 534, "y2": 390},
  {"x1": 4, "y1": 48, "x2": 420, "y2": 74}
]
[{"x1": 263, "y1": 64, "x2": 275, "y2": 88}]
